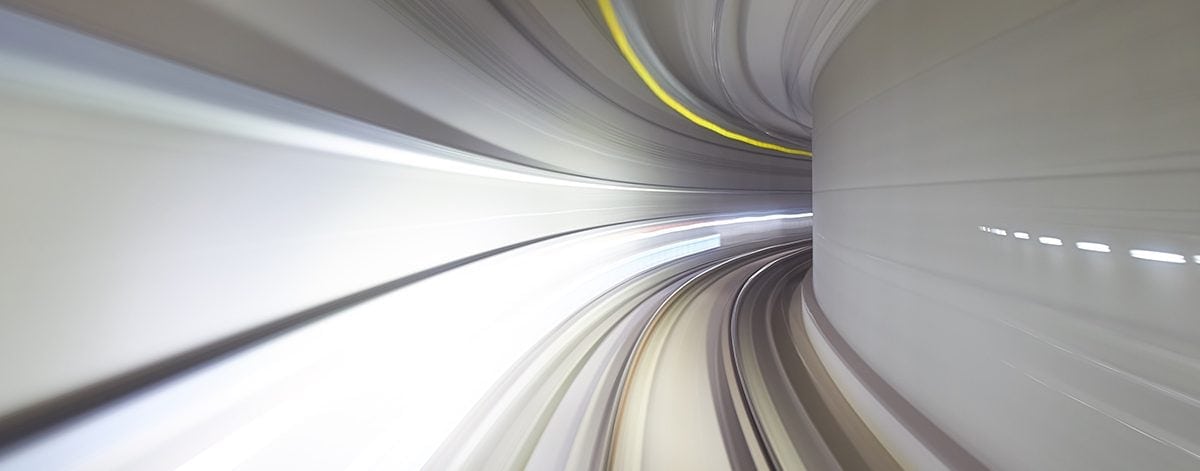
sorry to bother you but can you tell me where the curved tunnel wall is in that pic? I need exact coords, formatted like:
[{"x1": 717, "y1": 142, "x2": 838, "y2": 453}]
[
  {"x1": 812, "y1": 0, "x2": 1200, "y2": 469},
  {"x1": 0, "y1": 5, "x2": 811, "y2": 419}
]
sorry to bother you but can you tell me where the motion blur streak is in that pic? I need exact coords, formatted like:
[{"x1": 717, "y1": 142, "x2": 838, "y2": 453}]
[
  {"x1": 0, "y1": 0, "x2": 1198, "y2": 470},
  {"x1": 597, "y1": 0, "x2": 812, "y2": 157}
]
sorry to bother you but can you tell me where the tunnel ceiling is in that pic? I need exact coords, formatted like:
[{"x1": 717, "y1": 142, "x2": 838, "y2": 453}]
[
  {"x1": 3, "y1": 0, "x2": 874, "y2": 192},
  {"x1": 614, "y1": 0, "x2": 877, "y2": 150},
  {"x1": 372, "y1": 0, "x2": 877, "y2": 186},
  {"x1": 368, "y1": 0, "x2": 858, "y2": 188}
]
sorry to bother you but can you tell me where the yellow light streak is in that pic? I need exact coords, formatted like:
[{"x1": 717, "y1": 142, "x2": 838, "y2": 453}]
[{"x1": 598, "y1": 0, "x2": 813, "y2": 157}]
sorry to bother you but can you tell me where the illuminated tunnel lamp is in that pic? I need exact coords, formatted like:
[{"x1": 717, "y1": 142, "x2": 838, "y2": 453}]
[
  {"x1": 1038, "y1": 237, "x2": 1063, "y2": 246},
  {"x1": 1195, "y1": 255, "x2": 1200, "y2": 264},
  {"x1": 1130, "y1": 250, "x2": 1187, "y2": 264},
  {"x1": 1013, "y1": 232, "x2": 1030, "y2": 240},
  {"x1": 989, "y1": 228, "x2": 1007, "y2": 236},
  {"x1": 1075, "y1": 242, "x2": 1111, "y2": 253}
]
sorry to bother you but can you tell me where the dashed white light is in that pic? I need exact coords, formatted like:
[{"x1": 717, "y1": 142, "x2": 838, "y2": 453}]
[
  {"x1": 979, "y1": 226, "x2": 1198, "y2": 264},
  {"x1": 1075, "y1": 242, "x2": 1110, "y2": 253},
  {"x1": 1038, "y1": 237, "x2": 1063, "y2": 246},
  {"x1": 1130, "y1": 250, "x2": 1186, "y2": 264}
]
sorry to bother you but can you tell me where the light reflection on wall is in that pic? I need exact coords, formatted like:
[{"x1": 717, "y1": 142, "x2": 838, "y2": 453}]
[
  {"x1": 979, "y1": 225, "x2": 1197, "y2": 265},
  {"x1": 1130, "y1": 250, "x2": 1187, "y2": 264}
]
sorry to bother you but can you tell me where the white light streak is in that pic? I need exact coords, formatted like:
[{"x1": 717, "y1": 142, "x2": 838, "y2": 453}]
[
  {"x1": 0, "y1": 43, "x2": 718, "y2": 196},
  {"x1": 1013, "y1": 232, "x2": 1030, "y2": 240},
  {"x1": 1038, "y1": 237, "x2": 1063, "y2": 246},
  {"x1": 1130, "y1": 250, "x2": 1186, "y2": 264},
  {"x1": 1075, "y1": 242, "x2": 1110, "y2": 253},
  {"x1": 635, "y1": 213, "x2": 811, "y2": 239},
  {"x1": 990, "y1": 228, "x2": 1008, "y2": 236}
]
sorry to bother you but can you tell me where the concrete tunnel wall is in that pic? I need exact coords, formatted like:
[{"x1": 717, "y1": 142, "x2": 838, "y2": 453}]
[{"x1": 811, "y1": 0, "x2": 1200, "y2": 469}]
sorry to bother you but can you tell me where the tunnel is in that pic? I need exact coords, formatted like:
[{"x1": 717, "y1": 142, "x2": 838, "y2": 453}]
[{"x1": 0, "y1": 0, "x2": 1198, "y2": 469}]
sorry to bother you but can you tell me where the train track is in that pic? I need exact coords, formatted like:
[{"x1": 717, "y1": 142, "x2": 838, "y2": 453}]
[{"x1": 422, "y1": 233, "x2": 908, "y2": 470}]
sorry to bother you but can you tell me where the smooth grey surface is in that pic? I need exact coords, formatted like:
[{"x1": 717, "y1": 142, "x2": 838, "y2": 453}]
[{"x1": 813, "y1": 0, "x2": 1200, "y2": 469}]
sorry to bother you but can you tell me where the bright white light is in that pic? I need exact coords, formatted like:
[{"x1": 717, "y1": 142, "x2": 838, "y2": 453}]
[
  {"x1": 1130, "y1": 250, "x2": 1186, "y2": 264},
  {"x1": 1195, "y1": 255, "x2": 1200, "y2": 264},
  {"x1": 1013, "y1": 232, "x2": 1030, "y2": 240},
  {"x1": 634, "y1": 212, "x2": 811, "y2": 239},
  {"x1": 978, "y1": 226, "x2": 989, "y2": 232},
  {"x1": 1075, "y1": 242, "x2": 1110, "y2": 253},
  {"x1": 617, "y1": 235, "x2": 721, "y2": 271},
  {"x1": 1038, "y1": 237, "x2": 1063, "y2": 246},
  {"x1": 990, "y1": 228, "x2": 1008, "y2": 236}
]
